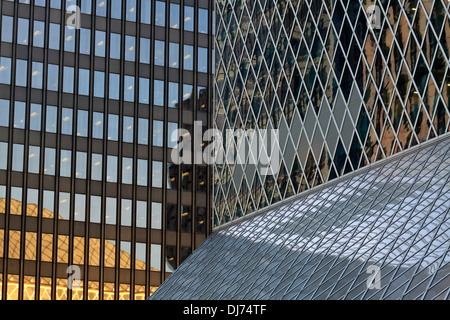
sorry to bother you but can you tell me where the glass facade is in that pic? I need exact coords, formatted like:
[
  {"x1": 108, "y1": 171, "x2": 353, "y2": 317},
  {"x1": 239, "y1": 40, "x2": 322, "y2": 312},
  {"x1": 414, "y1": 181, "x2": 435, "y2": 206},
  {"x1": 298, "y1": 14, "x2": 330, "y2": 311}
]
[
  {"x1": 151, "y1": 133, "x2": 450, "y2": 300},
  {"x1": 0, "y1": 0, "x2": 213, "y2": 300},
  {"x1": 213, "y1": 0, "x2": 450, "y2": 227}
]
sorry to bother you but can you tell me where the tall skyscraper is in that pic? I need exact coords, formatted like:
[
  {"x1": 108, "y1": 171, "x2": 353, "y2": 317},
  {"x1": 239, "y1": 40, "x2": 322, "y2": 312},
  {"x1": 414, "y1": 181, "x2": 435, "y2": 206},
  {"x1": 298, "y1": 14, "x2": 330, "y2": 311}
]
[
  {"x1": 151, "y1": 0, "x2": 450, "y2": 299},
  {"x1": 0, "y1": 0, "x2": 214, "y2": 300}
]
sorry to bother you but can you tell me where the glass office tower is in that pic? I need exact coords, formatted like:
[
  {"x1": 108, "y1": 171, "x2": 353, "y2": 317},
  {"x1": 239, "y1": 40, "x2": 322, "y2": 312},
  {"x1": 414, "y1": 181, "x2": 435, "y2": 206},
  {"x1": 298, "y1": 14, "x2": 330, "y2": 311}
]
[
  {"x1": 0, "y1": 0, "x2": 214, "y2": 300},
  {"x1": 151, "y1": 0, "x2": 450, "y2": 299}
]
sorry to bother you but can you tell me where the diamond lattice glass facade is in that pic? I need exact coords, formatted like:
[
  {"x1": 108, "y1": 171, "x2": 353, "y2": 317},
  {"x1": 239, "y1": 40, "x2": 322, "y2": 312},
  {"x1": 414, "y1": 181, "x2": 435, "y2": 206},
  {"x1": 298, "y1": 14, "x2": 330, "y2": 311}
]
[
  {"x1": 151, "y1": 133, "x2": 450, "y2": 300},
  {"x1": 213, "y1": 0, "x2": 450, "y2": 227}
]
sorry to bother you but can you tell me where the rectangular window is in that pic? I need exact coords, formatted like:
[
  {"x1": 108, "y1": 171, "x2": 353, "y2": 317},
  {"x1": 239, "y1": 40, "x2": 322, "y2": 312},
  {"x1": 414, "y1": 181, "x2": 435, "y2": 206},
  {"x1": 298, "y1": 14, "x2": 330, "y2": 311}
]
[
  {"x1": 30, "y1": 104, "x2": 41, "y2": 131},
  {"x1": 95, "y1": 30, "x2": 106, "y2": 57},
  {"x1": 110, "y1": 33, "x2": 121, "y2": 60},
  {"x1": 121, "y1": 199, "x2": 132, "y2": 227},
  {"x1": 32, "y1": 62, "x2": 43, "y2": 89},
  {"x1": 33, "y1": 20, "x2": 45, "y2": 47},
  {"x1": 154, "y1": 40, "x2": 165, "y2": 66},
  {"x1": 198, "y1": 47, "x2": 208, "y2": 73},
  {"x1": 59, "y1": 192, "x2": 70, "y2": 220},
  {"x1": 0, "y1": 57, "x2": 11, "y2": 84},
  {"x1": 42, "y1": 190, "x2": 55, "y2": 218},
  {"x1": 90, "y1": 196, "x2": 102, "y2": 223},
  {"x1": 61, "y1": 108, "x2": 73, "y2": 135},
  {"x1": 28, "y1": 146, "x2": 40, "y2": 174},
  {"x1": 94, "y1": 71, "x2": 104, "y2": 98},
  {"x1": 14, "y1": 101, "x2": 26, "y2": 129},
  {"x1": 140, "y1": 38, "x2": 150, "y2": 64},
  {"x1": 44, "y1": 148, "x2": 56, "y2": 175},
  {"x1": 153, "y1": 120, "x2": 163, "y2": 147},
  {"x1": 111, "y1": 0, "x2": 122, "y2": 20},
  {"x1": 15, "y1": 59, "x2": 27, "y2": 87},
  {"x1": 182, "y1": 84, "x2": 193, "y2": 110},
  {"x1": 47, "y1": 64, "x2": 59, "y2": 91},
  {"x1": 168, "y1": 82, "x2": 179, "y2": 108},
  {"x1": 46, "y1": 105, "x2": 57, "y2": 133},
  {"x1": 184, "y1": 45, "x2": 194, "y2": 70},
  {"x1": 152, "y1": 161, "x2": 163, "y2": 188},
  {"x1": 93, "y1": 112, "x2": 103, "y2": 139},
  {"x1": 136, "y1": 242, "x2": 147, "y2": 268},
  {"x1": 169, "y1": 43, "x2": 179, "y2": 68},
  {"x1": 12, "y1": 144, "x2": 24, "y2": 172},
  {"x1": 80, "y1": 28, "x2": 91, "y2": 55},
  {"x1": 125, "y1": 36, "x2": 135, "y2": 62},
  {"x1": 122, "y1": 158, "x2": 133, "y2": 185},
  {"x1": 168, "y1": 122, "x2": 179, "y2": 149},
  {"x1": 77, "y1": 110, "x2": 89, "y2": 137},
  {"x1": 154, "y1": 80, "x2": 164, "y2": 106},
  {"x1": 76, "y1": 151, "x2": 87, "y2": 179},
  {"x1": 136, "y1": 202, "x2": 147, "y2": 229},
  {"x1": 64, "y1": 26, "x2": 76, "y2": 52},
  {"x1": 184, "y1": 6, "x2": 194, "y2": 32},
  {"x1": 107, "y1": 155, "x2": 118, "y2": 183},
  {"x1": 199, "y1": 8, "x2": 208, "y2": 34},
  {"x1": 91, "y1": 154, "x2": 103, "y2": 181},
  {"x1": 138, "y1": 119, "x2": 148, "y2": 145},
  {"x1": 0, "y1": 142, "x2": 7, "y2": 170},
  {"x1": 108, "y1": 114, "x2": 119, "y2": 141},
  {"x1": 109, "y1": 73, "x2": 120, "y2": 100},
  {"x1": 49, "y1": 23, "x2": 60, "y2": 50},
  {"x1": 81, "y1": 0, "x2": 92, "y2": 14},
  {"x1": 60, "y1": 150, "x2": 72, "y2": 177},
  {"x1": 126, "y1": 0, "x2": 136, "y2": 21},
  {"x1": 74, "y1": 194, "x2": 86, "y2": 222},
  {"x1": 137, "y1": 159, "x2": 148, "y2": 186},
  {"x1": 124, "y1": 75, "x2": 135, "y2": 102},
  {"x1": 1, "y1": 16, "x2": 13, "y2": 43},
  {"x1": 139, "y1": 78, "x2": 149, "y2": 104},
  {"x1": 123, "y1": 116, "x2": 134, "y2": 143},
  {"x1": 151, "y1": 244, "x2": 161, "y2": 271},
  {"x1": 17, "y1": 18, "x2": 29, "y2": 45},
  {"x1": 106, "y1": 198, "x2": 116, "y2": 225},
  {"x1": 79, "y1": 68, "x2": 90, "y2": 96},
  {"x1": 96, "y1": 0, "x2": 107, "y2": 17},
  {"x1": 141, "y1": 0, "x2": 151, "y2": 24},
  {"x1": 0, "y1": 99, "x2": 9, "y2": 127},
  {"x1": 151, "y1": 202, "x2": 162, "y2": 230},
  {"x1": 63, "y1": 66, "x2": 74, "y2": 93},
  {"x1": 170, "y1": 4, "x2": 180, "y2": 29},
  {"x1": 155, "y1": 1, "x2": 166, "y2": 27}
]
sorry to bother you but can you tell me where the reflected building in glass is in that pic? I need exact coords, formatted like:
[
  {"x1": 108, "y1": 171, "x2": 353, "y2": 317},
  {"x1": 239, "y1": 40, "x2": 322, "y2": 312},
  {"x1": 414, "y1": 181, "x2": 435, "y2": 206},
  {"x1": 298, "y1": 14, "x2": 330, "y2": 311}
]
[
  {"x1": 150, "y1": 0, "x2": 450, "y2": 299},
  {"x1": 0, "y1": 0, "x2": 214, "y2": 299}
]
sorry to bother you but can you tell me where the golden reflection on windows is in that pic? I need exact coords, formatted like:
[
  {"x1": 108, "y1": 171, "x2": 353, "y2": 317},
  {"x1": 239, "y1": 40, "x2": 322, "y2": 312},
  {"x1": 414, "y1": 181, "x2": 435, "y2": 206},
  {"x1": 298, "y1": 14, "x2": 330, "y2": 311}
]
[
  {"x1": 0, "y1": 229, "x2": 3, "y2": 258},
  {"x1": 8, "y1": 230, "x2": 20, "y2": 259},
  {"x1": 41, "y1": 234, "x2": 53, "y2": 262},
  {"x1": 55, "y1": 279, "x2": 67, "y2": 300},
  {"x1": 39, "y1": 277, "x2": 51, "y2": 300},
  {"x1": 119, "y1": 284, "x2": 130, "y2": 300},
  {"x1": 73, "y1": 236, "x2": 85, "y2": 265},
  {"x1": 25, "y1": 232, "x2": 37, "y2": 260},
  {"x1": 23, "y1": 276, "x2": 35, "y2": 300},
  {"x1": 103, "y1": 282, "x2": 115, "y2": 300},
  {"x1": 7, "y1": 274, "x2": 19, "y2": 300},
  {"x1": 57, "y1": 235, "x2": 69, "y2": 263},
  {"x1": 104, "y1": 240, "x2": 116, "y2": 268},
  {"x1": 88, "y1": 281, "x2": 99, "y2": 300},
  {"x1": 71, "y1": 280, "x2": 84, "y2": 300},
  {"x1": 89, "y1": 238, "x2": 100, "y2": 266}
]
